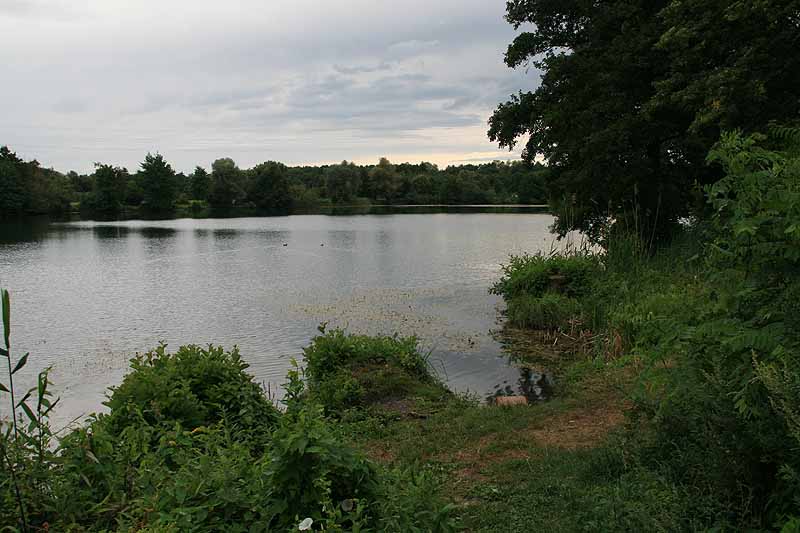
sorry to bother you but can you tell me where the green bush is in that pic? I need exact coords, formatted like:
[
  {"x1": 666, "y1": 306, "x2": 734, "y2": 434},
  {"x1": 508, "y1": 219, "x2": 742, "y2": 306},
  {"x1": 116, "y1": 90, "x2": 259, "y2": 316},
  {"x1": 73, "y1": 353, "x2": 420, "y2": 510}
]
[
  {"x1": 303, "y1": 328, "x2": 447, "y2": 414},
  {"x1": 490, "y1": 252, "x2": 602, "y2": 300},
  {"x1": 54, "y1": 408, "x2": 379, "y2": 531},
  {"x1": 103, "y1": 344, "x2": 279, "y2": 445},
  {"x1": 623, "y1": 129, "x2": 800, "y2": 528},
  {"x1": 505, "y1": 292, "x2": 582, "y2": 330}
]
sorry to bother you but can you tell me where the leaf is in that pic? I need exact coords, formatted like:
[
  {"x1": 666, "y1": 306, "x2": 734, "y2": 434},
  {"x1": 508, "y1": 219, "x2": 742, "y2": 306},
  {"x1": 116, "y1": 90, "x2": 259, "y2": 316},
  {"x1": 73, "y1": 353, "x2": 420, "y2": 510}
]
[
  {"x1": 16, "y1": 390, "x2": 32, "y2": 407},
  {"x1": 1, "y1": 289, "x2": 9, "y2": 349},
  {"x1": 0, "y1": 347, "x2": 7, "y2": 357},
  {"x1": 38, "y1": 371, "x2": 45, "y2": 399},
  {"x1": 42, "y1": 397, "x2": 60, "y2": 417},
  {"x1": 0, "y1": 383, "x2": 8, "y2": 393},
  {"x1": 20, "y1": 402, "x2": 36, "y2": 424},
  {"x1": 11, "y1": 353, "x2": 28, "y2": 375}
]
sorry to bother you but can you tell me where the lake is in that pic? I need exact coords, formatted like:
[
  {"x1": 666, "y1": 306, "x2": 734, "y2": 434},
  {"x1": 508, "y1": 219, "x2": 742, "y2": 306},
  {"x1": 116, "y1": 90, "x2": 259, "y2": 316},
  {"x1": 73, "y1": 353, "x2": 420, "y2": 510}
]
[{"x1": 0, "y1": 209, "x2": 561, "y2": 428}]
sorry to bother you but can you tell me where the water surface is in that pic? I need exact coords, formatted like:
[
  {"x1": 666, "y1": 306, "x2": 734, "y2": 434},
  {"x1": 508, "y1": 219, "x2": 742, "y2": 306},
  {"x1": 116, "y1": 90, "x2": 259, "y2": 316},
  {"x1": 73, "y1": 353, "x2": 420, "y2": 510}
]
[{"x1": 0, "y1": 211, "x2": 559, "y2": 427}]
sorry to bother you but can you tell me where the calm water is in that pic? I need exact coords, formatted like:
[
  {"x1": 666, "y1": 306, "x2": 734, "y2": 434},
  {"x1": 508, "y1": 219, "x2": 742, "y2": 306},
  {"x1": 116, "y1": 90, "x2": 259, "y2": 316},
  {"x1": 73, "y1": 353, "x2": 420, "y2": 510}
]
[{"x1": 0, "y1": 210, "x2": 559, "y2": 428}]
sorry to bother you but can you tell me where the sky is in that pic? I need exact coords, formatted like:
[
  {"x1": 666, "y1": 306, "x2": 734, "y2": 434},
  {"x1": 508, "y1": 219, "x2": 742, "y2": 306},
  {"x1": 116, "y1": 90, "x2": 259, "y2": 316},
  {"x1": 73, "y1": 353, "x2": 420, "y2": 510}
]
[{"x1": 0, "y1": 0, "x2": 539, "y2": 174}]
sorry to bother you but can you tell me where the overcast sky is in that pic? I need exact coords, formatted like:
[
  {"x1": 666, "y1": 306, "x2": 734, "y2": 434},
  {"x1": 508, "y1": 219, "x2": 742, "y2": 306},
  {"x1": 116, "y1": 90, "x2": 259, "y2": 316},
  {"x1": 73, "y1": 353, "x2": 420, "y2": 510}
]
[{"x1": 1, "y1": 0, "x2": 539, "y2": 173}]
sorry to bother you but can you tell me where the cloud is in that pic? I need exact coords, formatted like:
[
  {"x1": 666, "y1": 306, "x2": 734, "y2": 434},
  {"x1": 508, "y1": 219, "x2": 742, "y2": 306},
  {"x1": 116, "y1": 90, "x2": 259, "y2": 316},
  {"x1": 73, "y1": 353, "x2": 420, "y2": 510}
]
[
  {"x1": 332, "y1": 61, "x2": 394, "y2": 75},
  {"x1": 0, "y1": 0, "x2": 82, "y2": 20},
  {"x1": 51, "y1": 97, "x2": 89, "y2": 114},
  {"x1": 386, "y1": 39, "x2": 440, "y2": 57},
  {"x1": 0, "y1": 0, "x2": 534, "y2": 172}
]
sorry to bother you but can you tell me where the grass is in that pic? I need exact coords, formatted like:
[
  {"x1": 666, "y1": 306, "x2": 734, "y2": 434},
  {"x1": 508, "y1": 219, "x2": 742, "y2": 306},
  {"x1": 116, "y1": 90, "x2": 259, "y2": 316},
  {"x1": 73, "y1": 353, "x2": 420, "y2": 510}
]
[
  {"x1": 325, "y1": 325, "x2": 692, "y2": 532},
  {"x1": 505, "y1": 292, "x2": 582, "y2": 330},
  {"x1": 303, "y1": 327, "x2": 450, "y2": 416},
  {"x1": 325, "y1": 229, "x2": 769, "y2": 532}
]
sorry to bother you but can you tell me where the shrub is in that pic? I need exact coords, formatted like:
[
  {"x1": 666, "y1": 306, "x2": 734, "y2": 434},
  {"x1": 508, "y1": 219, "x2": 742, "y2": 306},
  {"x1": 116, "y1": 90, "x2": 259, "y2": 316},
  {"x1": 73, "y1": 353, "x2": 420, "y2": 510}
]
[
  {"x1": 55, "y1": 408, "x2": 379, "y2": 532},
  {"x1": 490, "y1": 252, "x2": 602, "y2": 300},
  {"x1": 264, "y1": 403, "x2": 377, "y2": 530},
  {"x1": 103, "y1": 344, "x2": 279, "y2": 446},
  {"x1": 303, "y1": 328, "x2": 447, "y2": 414}
]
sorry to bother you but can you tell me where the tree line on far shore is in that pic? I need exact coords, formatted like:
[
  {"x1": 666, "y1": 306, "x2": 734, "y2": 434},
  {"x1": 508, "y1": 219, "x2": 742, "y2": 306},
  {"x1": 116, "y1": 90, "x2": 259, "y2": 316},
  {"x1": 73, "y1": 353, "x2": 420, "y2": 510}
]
[{"x1": 0, "y1": 148, "x2": 548, "y2": 216}]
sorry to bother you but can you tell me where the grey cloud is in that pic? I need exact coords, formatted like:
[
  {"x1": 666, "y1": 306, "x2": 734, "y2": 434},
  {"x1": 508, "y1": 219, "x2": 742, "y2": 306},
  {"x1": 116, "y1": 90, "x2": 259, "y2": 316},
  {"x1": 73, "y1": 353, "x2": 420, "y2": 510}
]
[
  {"x1": 386, "y1": 39, "x2": 440, "y2": 57},
  {"x1": 333, "y1": 61, "x2": 394, "y2": 75},
  {"x1": 0, "y1": 0, "x2": 80, "y2": 20},
  {"x1": 51, "y1": 97, "x2": 89, "y2": 114},
  {"x1": 0, "y1": 0, "x2": 532, "y2": 172}
]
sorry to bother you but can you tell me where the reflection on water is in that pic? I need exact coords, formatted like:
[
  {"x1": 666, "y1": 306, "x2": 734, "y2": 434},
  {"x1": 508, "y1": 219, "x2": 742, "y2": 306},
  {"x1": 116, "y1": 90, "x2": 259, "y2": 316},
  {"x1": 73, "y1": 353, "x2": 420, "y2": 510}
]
[
  {"x1": 487, "y1": 367, "x2": 555, "y2": 404},
  {"x1": 0, "y1": 209, "x2": 560, "y2": 426}
]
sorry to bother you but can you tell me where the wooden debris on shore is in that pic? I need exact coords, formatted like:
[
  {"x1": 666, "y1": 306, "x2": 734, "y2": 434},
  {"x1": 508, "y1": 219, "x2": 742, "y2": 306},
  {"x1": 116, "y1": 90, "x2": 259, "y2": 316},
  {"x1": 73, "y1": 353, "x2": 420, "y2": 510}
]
[{"x1": 494, "y1": 395, "x2": 528, "y2": 407}]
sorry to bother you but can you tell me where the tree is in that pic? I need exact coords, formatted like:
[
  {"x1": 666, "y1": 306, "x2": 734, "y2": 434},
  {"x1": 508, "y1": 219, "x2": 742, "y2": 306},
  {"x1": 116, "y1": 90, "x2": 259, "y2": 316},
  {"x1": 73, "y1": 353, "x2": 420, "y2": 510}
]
[
  {"x1": 125, "y1": 174, "x2": 145, "y2": 206},
  {"x1": 139, "y1": 153, "x2": 177, "y2": 211},
  {"x1": 209, "y1": 158, "x2": 245, "y2": 207},
  {"x1": 324, "y1": 161, "x2": 361, "y2": 203},
  {"x1": 248, "y1": 161, "x2": 292, "y2": 209},
  {"x1": 0, "y1": 146, "x2": 72, "y2": 215},
  {"x1": 68, "y1": 171, "x2": 93, "y2": 194},
  {"x1": 489, "y1": 0, "x2": 799, "y2": 242},
  {"x1": 88, "y1": 164, "x2": 127, "y2": 212},
  {"x1": 650, "y1": 1, "x2": 800, "y2": 142},
  {"x1": 0, "y1": 147, "x2": 27, "y2": 214},
  {"x1": 189, "y1": 166, "x2": 211, "y2": 202},
  {"x1": 367, "y1": 158, "x2": 399, "y2": 203}
]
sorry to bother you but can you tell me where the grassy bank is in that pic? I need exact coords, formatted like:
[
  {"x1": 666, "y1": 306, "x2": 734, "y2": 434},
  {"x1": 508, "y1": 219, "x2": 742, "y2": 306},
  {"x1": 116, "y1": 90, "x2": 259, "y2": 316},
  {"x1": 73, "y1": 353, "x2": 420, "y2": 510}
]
[{"x1": 333, "y1": 131, "x2": 800, "y2": 531}]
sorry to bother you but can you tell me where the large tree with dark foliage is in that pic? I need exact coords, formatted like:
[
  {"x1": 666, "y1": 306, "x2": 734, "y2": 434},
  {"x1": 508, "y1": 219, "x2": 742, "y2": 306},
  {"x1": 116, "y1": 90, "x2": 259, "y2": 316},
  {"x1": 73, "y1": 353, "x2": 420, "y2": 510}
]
[
  {"x1": 324, "y1": 161, "x2": 362, "y2": 204},
  {"x1": 0, "y1": 147, "x2": 28, "y2": 214},
  {"x1": 189, "y1": 166, "x2": 211, "y2": 202},
  {"x1": 209, "y1": 158, "x2": 246, "y2": 208},
  {"x1": 489, "y1": 0, "x2": 800, "y2": 241},
  {"x1": 140, "y1": 153, "x2": 177, "y2": 211},
  {"x1": 248, "y1": 161, "x2": 292, "y2": 209},
  {"x1": 0, "y1": 146, "x2": 72, "y2": 215},
  {"x1": 86, "y1": 164, "x2": 128, "y2": 212}
]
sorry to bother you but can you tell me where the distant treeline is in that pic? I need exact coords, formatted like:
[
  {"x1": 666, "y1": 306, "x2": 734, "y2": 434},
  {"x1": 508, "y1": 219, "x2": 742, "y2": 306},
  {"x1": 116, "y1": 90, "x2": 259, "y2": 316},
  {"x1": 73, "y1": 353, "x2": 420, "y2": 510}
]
[{"x1": 0, "y1": 147, "x2": 548, "y2": 216}]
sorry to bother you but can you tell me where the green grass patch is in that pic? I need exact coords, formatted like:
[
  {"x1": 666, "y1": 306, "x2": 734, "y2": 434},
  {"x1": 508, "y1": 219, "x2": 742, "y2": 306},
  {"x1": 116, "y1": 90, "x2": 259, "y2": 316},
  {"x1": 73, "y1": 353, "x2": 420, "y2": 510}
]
[
  {"x1": 303, "y1": 327, "x2": 450, "y2": 415},
  {"x1": 505, "y1": 292, "x2": 582, "y2": 330}
]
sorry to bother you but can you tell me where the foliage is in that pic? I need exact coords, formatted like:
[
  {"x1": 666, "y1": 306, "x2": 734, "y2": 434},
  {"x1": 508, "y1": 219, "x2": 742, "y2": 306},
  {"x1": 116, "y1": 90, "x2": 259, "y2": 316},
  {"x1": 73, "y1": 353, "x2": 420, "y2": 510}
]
[
  {"x1": 0, "y1": 289, "x2": 60, "y2": 531},
  {"x1": 2, "y1": 145, "x2": 550, "y2": 215},
  {"x1": 505, "y1": 292, "x2": 582, "y2": 330},
  {"x1": 303, "y1": 327, "x2": 446, "y2": 414},
  {"x1": 247, "y1": 161, "x2": 292, "y2": 210},
  {"x1": 366, "y1": 158, "x2": 398, "y2": 203},
  {"x1": 490, "y1": 128, "x2": 800, "y2": 529},
  {"x1": 651, "y1": 1, "x2": 800, "y2": 137},
  {"x1": 490, "y1": 0, "x2": 799, "y2": 240},
  {"x1": 209, "y1": 157, "x2": 246, "y2": 208},
  {"x1": 189, "y1": 166, "x2": 211, "y2": 202},
  {"x1": 103, "y1": 344, "x2": 279, "y2": 447},
  {"x1": 491, "y1": 252, "x2": 601, "y2": 301},
  {"x1": 139, "y1": 152, "x2": 178, "y2": 211},
  {"x1": 0, "y1": 292, "x2": 455, "y2": 531},
  {"x1": 325, "y1": 161, "x2": 362, "y2": 204},
  {"x1": 0, "y1": 146, "x2": 72, "y2": 215},
  {"x1": 84, "y1": 163, "x2": 128, "y2": 212},
  {"x1": 705, "y1": 128, "x2": 800, "y2": 277}
]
